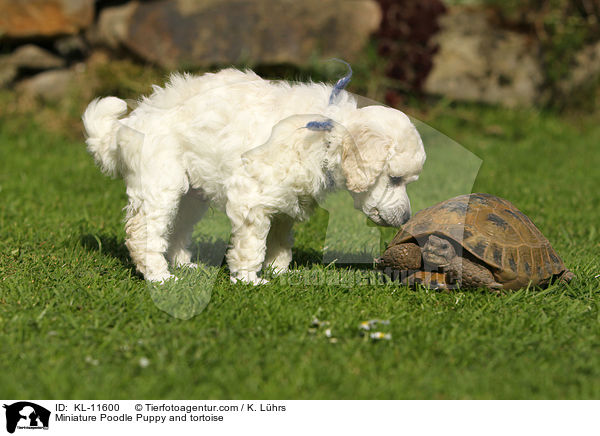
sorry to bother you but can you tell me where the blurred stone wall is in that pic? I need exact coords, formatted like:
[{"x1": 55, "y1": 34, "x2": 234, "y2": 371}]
[
  {"x1": 424, "y1": 6, "x2": 544, "y2": 107},
  {"x1": 1, "y1": 0, "x2": 598, "y2": 107},
  {"x1": 0, "y1": 0, "x2": 381, "y2": 100},
  {"x1": 424, "y1": 4, "x2": 600, "y2": 107},
  {"x1": 90, "y1": 0, "x2": 381, "y2": 68}
]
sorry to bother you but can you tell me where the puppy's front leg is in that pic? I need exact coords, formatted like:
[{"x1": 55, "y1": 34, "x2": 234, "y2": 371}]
[{"x1": 226, "y1": 206, "x2": 271, "y2": 285}]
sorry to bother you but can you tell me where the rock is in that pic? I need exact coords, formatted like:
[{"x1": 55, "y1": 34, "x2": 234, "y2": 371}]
[
  {"x1": 17, "y1": 69, "x2": 74, "y2": 101},
  {"x1": 424, "y1": 6, "x2": 543, "y2": 107},
  {"x1": 0, "y1": 61, "x2": 18, "y2": 88},
  {"x1": 0, "y1": 0, "x2": 94, "y2": 39},
  {"x1": 9, "y1": 44, "x2": 65, "y2": 70},
  {"x1": 94, "y1": 0, "x2": 381, "y2": 69},
  {"x1": 85, "y1": 49, "x2": 111, "y2": 68},
  {"x1": 54, "y1": 35, "x2": 88, "y2": 59},
  {"x1": 92, "y1": 1, "x2": 138, "y2": 50}
]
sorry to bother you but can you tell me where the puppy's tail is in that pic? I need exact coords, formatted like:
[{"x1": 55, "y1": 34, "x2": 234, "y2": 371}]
[{"x1": 82, "y1": 97, "x2": 128, "y2": 177}]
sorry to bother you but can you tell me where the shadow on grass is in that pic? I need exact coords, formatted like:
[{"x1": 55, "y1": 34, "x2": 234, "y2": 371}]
[
  {"x1": 189, "y1": 239, "x2": 229, "y2": 267},
  {"x1": 81, "y1": 232, "x2": 377, "y2": 288},
  {"x1": 80, "y1": 234, "x2": 230, "y2": 267},
  {"x1": 80, "y1": 233, "x2": 137, "y2": 275},
  {"x1": 292, "y1": 247, "x2": 376, "y2": 271}
]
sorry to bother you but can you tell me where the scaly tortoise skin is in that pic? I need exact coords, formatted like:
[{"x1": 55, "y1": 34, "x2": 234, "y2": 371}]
[{"x1": 378, "y1": 193, "x2": 574, "y2": 290}]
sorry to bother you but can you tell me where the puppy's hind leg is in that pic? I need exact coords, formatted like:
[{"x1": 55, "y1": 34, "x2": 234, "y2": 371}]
[
  {"x1": 125, "y1": 205, "x2": 174, "y2": 282},
  {"x1": 167, "y1": 188, "x2": 208, "y2": 268},
  {"x1": 122, "y1": 134, "x2": 189, "y2": 283}
]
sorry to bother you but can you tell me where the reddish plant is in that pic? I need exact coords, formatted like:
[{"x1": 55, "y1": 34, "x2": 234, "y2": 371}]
[{"x1": 375, "y1": 0, "x2": 446, "y2": 105}]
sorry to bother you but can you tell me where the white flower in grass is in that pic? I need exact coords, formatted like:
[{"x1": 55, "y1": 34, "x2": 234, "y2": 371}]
[
  {"x1": 139, "y1": 357, "x2": 150, "y2": 368},
  {"x1": 369, "y1": 332, "x2": 392, "y2": 341},
  {"x1": 311, "y1": 317, "x2": 330, "y2": 328},
  {"x1": 85, "y1": 356, "x2": 99, "y2": 366},
  {"x1": 359, "y1": 321, "x2": 371, "y2": 331},
  {"x1": 359, "y1": 319, "x2": 390, "y2": 331}
]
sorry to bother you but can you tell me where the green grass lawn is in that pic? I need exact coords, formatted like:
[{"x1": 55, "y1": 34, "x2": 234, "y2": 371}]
[{"x1": 1, "y1": 103, "x2": 599, "y2": 399}]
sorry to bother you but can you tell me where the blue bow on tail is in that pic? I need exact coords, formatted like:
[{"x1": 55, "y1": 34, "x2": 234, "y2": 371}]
[
  {"x1": 328, "y1": 59, "x2": 353, "y2": 105},
  {"x1": 305, "y1": 59, "x2": 352, "y2": 132}
]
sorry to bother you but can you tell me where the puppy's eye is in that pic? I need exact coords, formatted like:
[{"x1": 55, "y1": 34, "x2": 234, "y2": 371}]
[{"x1": 389, "y1": 176, "x2": 403, "y2": 186}]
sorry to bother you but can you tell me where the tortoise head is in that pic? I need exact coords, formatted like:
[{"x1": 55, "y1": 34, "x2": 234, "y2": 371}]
[{"x1": 422, "y1": 235, "x2": 457, "y2": 267}]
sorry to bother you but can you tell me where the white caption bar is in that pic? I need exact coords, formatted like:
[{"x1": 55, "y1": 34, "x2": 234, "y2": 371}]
[{"x1": 0, "y1": 400, "x2": 597, "y2": 435}]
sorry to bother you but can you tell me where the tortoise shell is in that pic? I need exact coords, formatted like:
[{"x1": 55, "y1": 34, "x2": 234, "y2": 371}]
[{"x1": 389, "y1": 193, "x2": 569, "y2": 289}]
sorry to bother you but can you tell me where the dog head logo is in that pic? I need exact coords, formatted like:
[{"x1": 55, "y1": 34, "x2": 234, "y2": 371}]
[{"x1": 3, "y1": 402, "x2": 50, "y2": 433}]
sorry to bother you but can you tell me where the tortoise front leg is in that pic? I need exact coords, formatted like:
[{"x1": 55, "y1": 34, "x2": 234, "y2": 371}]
[{"x1": 377, "y1": 242, "x2": 422, "y2": 270}]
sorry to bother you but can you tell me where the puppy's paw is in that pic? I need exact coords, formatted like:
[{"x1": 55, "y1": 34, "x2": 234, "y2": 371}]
[
  {"x1": 230, "y1": 271, "x2": 269, "y2": 286},
  {"x1": 146, "y1": 272, "x2": 178, "y2": 284}
]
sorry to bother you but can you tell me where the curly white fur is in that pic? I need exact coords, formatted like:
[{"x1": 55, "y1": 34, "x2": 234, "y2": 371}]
[{"x1": 82, "y1": 68, "x2": 426, "y2": 284}]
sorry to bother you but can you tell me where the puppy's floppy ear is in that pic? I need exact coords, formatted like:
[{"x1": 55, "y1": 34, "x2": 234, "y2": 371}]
[{"x1": 341, "y1": 118, "x2": 391, "y2": 193}]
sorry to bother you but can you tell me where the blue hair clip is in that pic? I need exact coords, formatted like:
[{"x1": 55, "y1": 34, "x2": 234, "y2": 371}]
[
  {"x1": 328, "y1": 59, "x2": 352, "y2": 105},
  {"x1": 306, "y1": 120, "x2": 334, "y2": 131}
]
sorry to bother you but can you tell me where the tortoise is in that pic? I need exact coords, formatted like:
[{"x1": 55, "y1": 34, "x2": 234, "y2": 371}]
[{"x1": 377, "y1": 193, "x2": 574, "y2": 290}]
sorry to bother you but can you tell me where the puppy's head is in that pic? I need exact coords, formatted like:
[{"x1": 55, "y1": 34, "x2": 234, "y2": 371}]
[{"x1": 341, "y1": 106, "x2": 425, "y2": 227}]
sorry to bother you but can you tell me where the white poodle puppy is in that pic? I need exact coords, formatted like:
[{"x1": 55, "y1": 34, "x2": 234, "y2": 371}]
[{"x1": 82, "y1": 67, "x2": 426, "y2": 284}]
